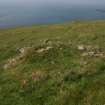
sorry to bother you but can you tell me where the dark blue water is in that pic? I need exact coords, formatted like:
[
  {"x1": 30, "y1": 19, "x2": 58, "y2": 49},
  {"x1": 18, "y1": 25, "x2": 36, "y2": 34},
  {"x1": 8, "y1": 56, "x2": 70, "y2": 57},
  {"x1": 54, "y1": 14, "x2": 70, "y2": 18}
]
[{"x1": 0, "y1": 0, "x2": 105, "y2": 29}]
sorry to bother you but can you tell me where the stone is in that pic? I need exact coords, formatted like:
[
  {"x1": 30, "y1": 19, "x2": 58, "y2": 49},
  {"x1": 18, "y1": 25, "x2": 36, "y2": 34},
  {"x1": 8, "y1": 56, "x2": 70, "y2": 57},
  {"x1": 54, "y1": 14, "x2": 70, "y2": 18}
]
[
  {"x1": 36, "y1": 46, "x2": 53, "y2": 53},
  {"x1": 36, "y1": 48, "x2": 46, "y2": 53},
  {"x1": 3, "y1": 58, "x2": 17, "y2": 69},
  {"x1": 77, "y1": 45, "x2": 85, "y2": 51},
  {"x1": 88, "y1": 51, "x2": 95, "y2": 56}
]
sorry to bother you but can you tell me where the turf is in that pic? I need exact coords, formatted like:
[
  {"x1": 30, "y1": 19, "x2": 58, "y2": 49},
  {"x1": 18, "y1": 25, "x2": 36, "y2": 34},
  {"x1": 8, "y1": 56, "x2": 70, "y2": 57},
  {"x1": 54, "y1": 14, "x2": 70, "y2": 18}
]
[{"x1": 0, "y1": 21, "x2": 105, "y2": 105}]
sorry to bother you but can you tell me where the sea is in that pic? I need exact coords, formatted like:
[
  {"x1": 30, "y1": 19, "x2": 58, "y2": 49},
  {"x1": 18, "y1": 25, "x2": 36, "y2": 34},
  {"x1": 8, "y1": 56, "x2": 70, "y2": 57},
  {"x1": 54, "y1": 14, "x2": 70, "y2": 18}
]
[{"x1": 0, "y1": 1, "x2": 105, "y2": 29}]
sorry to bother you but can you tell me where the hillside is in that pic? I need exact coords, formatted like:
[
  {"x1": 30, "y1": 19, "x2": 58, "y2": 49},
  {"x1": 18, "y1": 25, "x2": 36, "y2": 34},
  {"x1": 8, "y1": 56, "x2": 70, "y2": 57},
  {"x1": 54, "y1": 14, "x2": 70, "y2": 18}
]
[{"x1": 0, "y1": 21, "x2": 105, "y2": 105}]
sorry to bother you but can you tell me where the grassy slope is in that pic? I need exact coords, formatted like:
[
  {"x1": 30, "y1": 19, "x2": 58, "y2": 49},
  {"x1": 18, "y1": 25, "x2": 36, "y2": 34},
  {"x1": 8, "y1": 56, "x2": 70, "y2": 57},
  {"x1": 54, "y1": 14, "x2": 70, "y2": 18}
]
[{"x1": 0, "y1": 21, "x2": 105, "y2": 105}]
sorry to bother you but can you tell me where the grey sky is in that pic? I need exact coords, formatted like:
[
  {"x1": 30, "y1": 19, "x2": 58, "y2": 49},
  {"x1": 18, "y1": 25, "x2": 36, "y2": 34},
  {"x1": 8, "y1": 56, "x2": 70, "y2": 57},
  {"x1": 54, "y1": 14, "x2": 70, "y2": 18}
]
[{"x1": 0, "y1": 0, "x2": 105, "y2": 6}]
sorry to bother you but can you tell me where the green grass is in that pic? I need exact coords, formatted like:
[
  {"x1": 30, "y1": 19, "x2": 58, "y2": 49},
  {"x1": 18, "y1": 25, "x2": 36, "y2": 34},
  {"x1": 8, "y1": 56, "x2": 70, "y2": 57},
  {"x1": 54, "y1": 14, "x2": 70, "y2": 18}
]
[{"x1": 1, "y1": 20, "x2": 105, "y2": 105}]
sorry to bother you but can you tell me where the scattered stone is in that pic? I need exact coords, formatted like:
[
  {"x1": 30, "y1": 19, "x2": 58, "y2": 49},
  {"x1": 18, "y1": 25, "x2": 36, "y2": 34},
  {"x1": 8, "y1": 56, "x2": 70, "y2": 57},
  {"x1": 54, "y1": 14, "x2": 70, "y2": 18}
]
[
  {"x1": 19, "y1": 48, "x2": 26, "y2": 54},
  {"x1": 3, "y1": 47, "x2": 33, "y2": 70},
  {"x1": 77, "y1": 45, "x2": 85, "y2": 51},
  {"x1": 36, "y1": 48, "x2": 45, "y2": 53},
  {"x1": 16, "y1": 47, "x2": 33, "y2": 60},
  {"x1": 36, "y1": 46, "x2": 53, "y2": 53},
  {"x1": 19, "y1": 47, "x2": 33, "y2": 57},
  {"x1": 43, "y1": 39, "x2": 52, "y2": 45},
  {"x1": 3, "y1": 64, "x2": 10, "y2": 70},
  {"x1": 82, "y1": 51, "x2": 104, "y2": 58},
  {"x1": 46, "y1": 46, "x2": 53, "y2": 50},
  {"x1": 81, "y1": 52, "x2": 88, "y2": 57},
  {"x1": 88, "y1": 51, "x2": 95, "y2": 56},
  {"x1": 3, "y1": 58, "x2": 17, "y2": 69},
  {"x1": 3, "y1": 45, "x2": 54, "y2": 69},
  {"x1": 94, "y1": 52, "x2": 104, "y2": 57},
  {"x1": 85, "y1": 45, "x2": 92, "y2": 50},
  {"x1": 78, "y1": 44, "x2": 105, "y2": 58}
]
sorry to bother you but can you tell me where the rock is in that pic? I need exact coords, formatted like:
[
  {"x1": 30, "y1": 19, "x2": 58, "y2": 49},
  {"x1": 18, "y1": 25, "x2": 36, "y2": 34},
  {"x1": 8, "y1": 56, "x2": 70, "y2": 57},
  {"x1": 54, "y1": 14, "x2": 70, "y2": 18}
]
[
  {"x1": 19, "y1": 48, "x2": 25, "y2": 54},
  {"x1": 36, "y1": 46, "x2": 53, "y2": 53},
  {"x1": 46, "y1": 46, "x2": 53, "y2": 50},
  {"x1": 94, "y1": 53, "x2": 104, "y2": 57},
  {"x1": 81, "y1": 52, "x2": 88, "y2": 57},
  {"x1": 36, "y1": 48, "x2": 46, "y2": 53},
  {"x1": 3, "y1": 58, "x2": 17, "y2": 69},
  {"x1": 19, "y1": 47, "x2": 32, "y2": 54},
  {"x1": 43, "y1": 39, "x2": 52, "y2": 45},
  {"x1": 77, "y1": 45, "x2": 85, "y2": 51},
  {"x1": 19, "y1": 47, "x2": 33, "y2": 58},
  {"x1": 88, "y1": 51, "x2": 95, "y2": 56},
  {"x1": 85, "y1": 45, "x2": 92, "y2": 50},
  {"x1": 3, "y1": 64, "x2": 9, "y2": 70},
  {"x1": 82, "y1": 51, "x2": 104, "y2": 58}
]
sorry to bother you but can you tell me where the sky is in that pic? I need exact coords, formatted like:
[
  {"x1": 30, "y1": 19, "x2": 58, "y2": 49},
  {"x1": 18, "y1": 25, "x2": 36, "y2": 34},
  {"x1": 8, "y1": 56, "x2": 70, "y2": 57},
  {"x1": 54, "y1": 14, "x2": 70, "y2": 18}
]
[{"x1": 0, "y1": 0, "x2": 105, "y2": 6}]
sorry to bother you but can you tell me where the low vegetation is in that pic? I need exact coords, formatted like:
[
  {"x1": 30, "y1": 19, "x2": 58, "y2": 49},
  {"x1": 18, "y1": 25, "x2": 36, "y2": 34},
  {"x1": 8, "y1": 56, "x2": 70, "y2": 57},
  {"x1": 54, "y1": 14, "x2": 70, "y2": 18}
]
[{"x1": 0, "y1": 21, "x2": 105, "y2": 105}]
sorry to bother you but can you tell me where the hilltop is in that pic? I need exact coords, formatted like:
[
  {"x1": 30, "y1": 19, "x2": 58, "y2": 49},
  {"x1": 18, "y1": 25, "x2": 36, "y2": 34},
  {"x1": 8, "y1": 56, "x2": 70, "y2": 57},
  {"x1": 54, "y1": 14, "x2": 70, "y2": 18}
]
[{"x1": 0, "y1": 21, "x2": 105, "y2": 105}]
